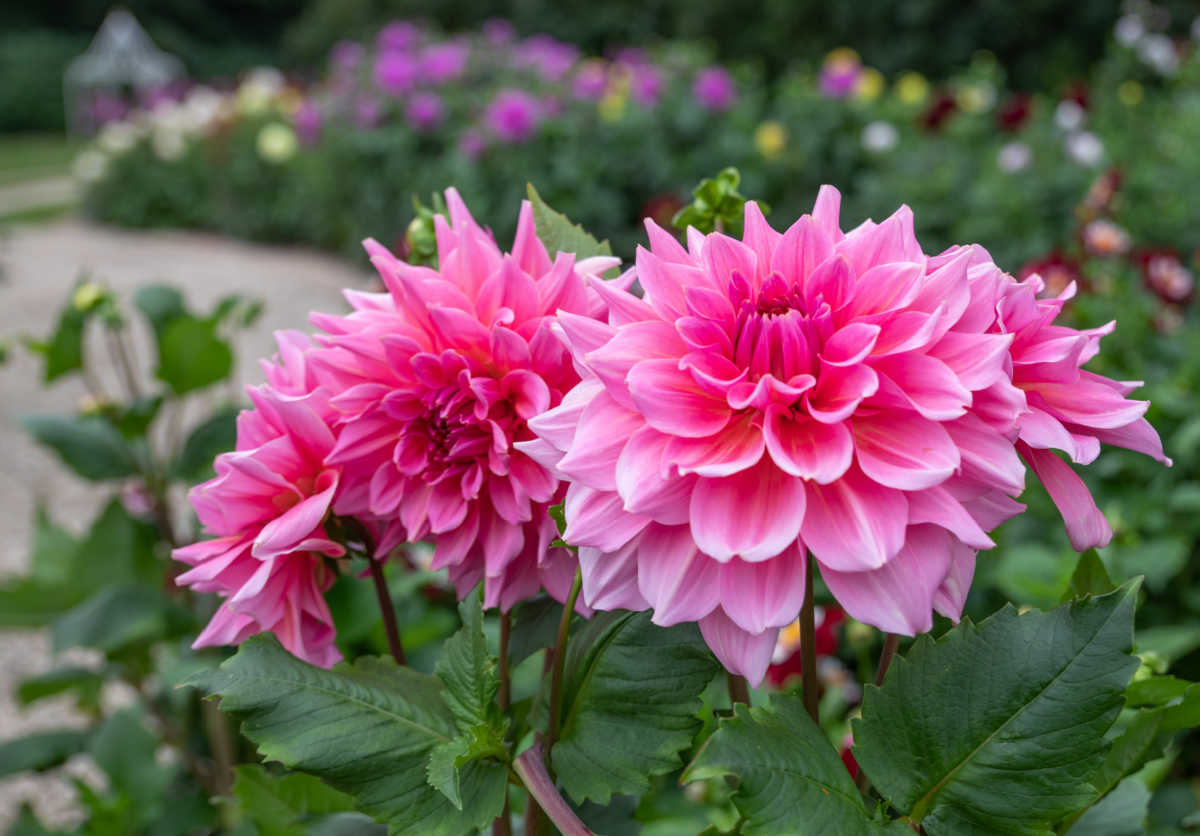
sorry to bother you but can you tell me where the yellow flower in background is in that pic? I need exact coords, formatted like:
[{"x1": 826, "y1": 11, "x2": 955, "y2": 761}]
[
  {"x1": 824, "y1": 47, "x2": 860, "y2": 67},
  {"x1": 256, "y1": 122, "x2": 298, "y2": 164},
  {"x1": 72, "y1": 281, "x2": 104, "y2": 312},
  {"x1": 895, "y1": 71, "x2": 930, "y2": 105},
  {"x1": 956, "y1": 82, "x2": 995, "y2": 113},
  {"x1": 854, "y1": 67, "x2": 885, "y2": 101},
  {"x1": 276, "y1": 87, "x2": 304, "y2": 115},
  {"x1": 1118, "y1": 80, "x2": 1144, "y2": 106},
  {"x1": 598, "y1": 91, "x2": 626, "y2": 122},
  {"x1": 754, "y1": 120, "x2": 788, "y2": 159}
]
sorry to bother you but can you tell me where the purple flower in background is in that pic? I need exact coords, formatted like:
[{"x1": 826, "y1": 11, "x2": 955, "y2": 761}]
[
  {"x1": 90, "y1": 90, "x2": 127, "y2": 126},
  {"x1": 330, "y1": 41, "x2": 365, "y2": 75},
  {"x1": 516, "y1": 35, "x2": 579, "y2": 81},
  {"x1": 375, "y1": 50, "x2": 418, "y2": 97},
  {"x1": 819, "y1": 48, "x2": 863, "y2": 98},
  {"x1": 484, "y1": 90, "x2": 541, "y2": 142},
  {"x1": 693, "y1": 66, "x2": 737, "y2": 111},
  {"x1": 631, "y1": 64, "x2": 664, "y2": 107},
  {"x1": 406, "y1": 92, "x2": 445, "y2": 132},
  {"x1": 294, "y1": 100, "x2": 323, "y2": 145},
  {"x1": 420, "y1": 42, "x2": 470, "y2": 84},
  {"x1": 377, "y1": 21, "x2": 420, "y2": 53},
  {"x1": 483, "y1": 18, "x2": 515, "y2": 46},
  {"x1": 458, "y1": 129, "x2": 487, "y2": 158},
  {"x1": 354, "y1": 95, "x2": 382, "y2": 128},
  {"x1": 573, "y1": 60, "x2": 609, "y2": 100}
]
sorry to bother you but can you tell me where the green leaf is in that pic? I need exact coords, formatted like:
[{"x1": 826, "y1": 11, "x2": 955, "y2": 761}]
[
  {"x1": 1126, "y1": 676, "x2": 1192, "y2": 707},
  {"x1": 1065, "y1": 776, "x2": 1151, "y2": 836},
  {"x1": 133, "y1": 284, "x2": 186, "y2": 335},
  {"x1": 1061, "y1": 549, "x2": 1116, "y2": 602},
  {"x1": 1089, "y1": 708, "x2": 1169, "y2": 801},
  {"x1": 114, "y1": 395, "x2": 163, "y2": 439},
  {"x1": 425, "y1": 737, "x2": 473, "y2": 811},
  {"x1": 231, "y1": 764, "x2": 356, "y2": 836},
  {"x1": 853, "y1": 582, "x2": 1141, "y2": 836},
  {"x1": 37, "y1": 302, "x2": 87, "y2": 382},
  {"x1": 684, "y1": 694, "x2": 903, "y2": 835},
  {"x1": 89, "y1": 708, "x2": 173, "y2": 806},
  {"x1": 506, "y1": 595, "x2": 562, "y2": 668},
  {"x1": 17, "y1": 666, "x2": 104, "y2": 708},
  {"x1": 172, "y1": 406, "x2": 239, "y2": 482},
  {"x1": 51, "y1": 584, "x2": 167, "y2": 653},
  {"x1": 187, "y1": 635, "x2": 491, "y2": 836},
  {"x1": 7, "y1": 804, "x2": 59, "y2": 836},
  {"x1": 1160, "y1": 683, "x2": 1200, "y2": 731},
  {"x1": 0, "y1": 730, "x2": 91, "y2": 776},
  {"x1": 551, "y1": 610, "x2": 721, "y2": 804},
  {"x1": 156, "y1": 316, "x2": 234, "y2": 394},
  {"x1": 526, "y1": 183, "x2": 614, "y2": 264},
  {"x1": 435, "y1": 593, "x2": 499, "y2": 731},
  {"x1": 21, "y1": 414, "x2": 137, "y2": 480},
  {"x1": 1135, "y1": 624, "x2": 1200, "y2": 664}
]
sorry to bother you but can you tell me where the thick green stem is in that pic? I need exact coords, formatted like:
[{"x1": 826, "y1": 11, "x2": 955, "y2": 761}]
[
  {"x1": 545, "y1": 567, "x2": 583, "y2": 758},
  {"x1": 800, "y1": 555, "x2": 819, "y2": 723},
  {"x1": 513, "y1": 744, "x2": 596, "y2": 836},
  {"x1": 492, "y1": 611, "x2": 513, "y2": 836}
]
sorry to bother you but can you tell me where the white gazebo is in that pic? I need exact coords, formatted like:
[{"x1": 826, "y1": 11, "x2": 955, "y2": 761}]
[{"x1": 64, "y1": 8, "x2": 185, "y2": 134}]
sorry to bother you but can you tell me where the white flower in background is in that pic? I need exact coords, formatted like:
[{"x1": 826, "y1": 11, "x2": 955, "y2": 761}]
[
  {"x1": 256, "y1": 122, "x2": 298, "y2": 163},
  {"x1": 1192, "y1": 16, "x2": 1200, "y2": 42},
  {"x1": 97, "y1": 120, "x2": 141, "y2": 154},
  {"x1": 1138, "y1": 34, "x2": 1179, "y2": 76},
  {"x1": 1114, "y1": 14, "x2": 1145, "y2": 46},
  {"x1": 861, "y1": 120, "x2": 899, "y2": 153},
  {"x1": 152, "y1": 126, "x2": 187, "y2": 161},
  {"x1": 237, "y1": 67, "x2": 286, "y2": 116},
  {"x1": 182, "y1": 86, "x2": 227, "y2": 134},
  {"x1": 72, "y1": 150, "x2": 108, "y2": 183},
  {"x1": 1066, "y1": 131, "x2": 1104, "y2": 167},
  {"x1": 1054, "y1": 100, "x2": 1085, "y2": 131},
  {"x1": 997, "y1": 140, "x2": 1032, "y2": 172},
  {"x1": 1082, "y1": 219, "x2": 1132, "y2": 256}
]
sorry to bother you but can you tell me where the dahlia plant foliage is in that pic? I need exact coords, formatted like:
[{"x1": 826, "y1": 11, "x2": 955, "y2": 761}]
[{"x1": 169, "y1": 181, "x2": 1192, "y2": 835}]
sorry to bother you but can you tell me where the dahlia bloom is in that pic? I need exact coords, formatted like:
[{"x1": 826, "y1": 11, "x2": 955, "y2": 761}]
[
  {"x1": 523, "y1": 186, "x2": 1165, "y2": 684},
  {"x1": 484, "y1": 90, "x2": 541, "y2": 143},
  {"x1": 174, "y1": 332, "x2": 344, "y2": 668},
  {"x1": 309, "y1": 189, "x2": 620, "y2": 611}
]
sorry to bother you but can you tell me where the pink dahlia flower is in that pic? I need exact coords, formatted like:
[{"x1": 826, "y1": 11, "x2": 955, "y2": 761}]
[
  {"x1": 309, "y1": 189, "x2": 621, "y2": 611},
  {"x1": 523, "y1": 186, "x2": 1164, "y2": 684},
  {"x1": 174, "y1": 332, "x2": 345, "y2": 668}
]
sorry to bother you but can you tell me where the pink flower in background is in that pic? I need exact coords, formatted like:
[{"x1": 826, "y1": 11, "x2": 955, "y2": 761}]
[
  {"x1": 515, "y1": 35, "x2": 579, "y2": 81},
  {"x1": 458, "y1": 129, "x2": 487, "y2": 158},
  {"x1": 353, "y1": 95, "x2": 382, "y2": 129},
  {"x1": 484, "y1": 90, "x2": 541, "y2": 143},
  {"x1": 819, "y1": 49, "x2": 863, "y2": 98},
  {"x1": 631, "y1": 65, "x2": 665, "y2": 107},
  {"x1": 377, "y1": 21, "x2": 420, "y2": 53},
  {"x1": 420, "y1": 42, "x2": 470, "y2": 84},
  {"x1": 522, "y1": 185, "x2": 1160, "y2": 685},
  {"x1": 573, "y1": 60, "x2": 609, "y2": 100},
  {"x1": 174, "y1": 332, "x2": 344, "y2": 667},
  {"x1": 330, "y1": 41, "x2": 365, "y2": 75},
  {"x1": 406, "y1": 92, "x2": 445, "y2": 132},
  {"x1": 693, "y1": 66, "x2": 737, "y2": 111},
  {"x1": 374, "y1": 50, "x2": 418, "y2": 97},
  {"x1": 308, "y1": 190, "x2": 622, "y2": 610},
  {"x1": 483, "y1": 18, "x2": 516, "y2": 46},
  {"x1": 293, "y1": 100, "x2": 323, "y2": 146}
]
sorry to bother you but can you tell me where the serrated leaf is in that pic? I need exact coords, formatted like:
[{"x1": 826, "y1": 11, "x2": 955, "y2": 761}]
[
  {"x1": 0, "y1": 730, "x2": 91, "y2": 776},
  {"x1": 551, "y1": 610, "x2": 721, "y2": 804},
  {"x1": 21, "y1": 413, "x2": 137, "y2": 480},
  {"x1": 1065, "y1": 775, "x2": 1151, "y2": 836},
  {"x1": 1061, "y1": 549, "x2": 1116, "y2": 602},
  {"x1": 853, "y1": 583, "x2": 1141, "y2": 836},
  {"x1": 1089, "y1": 707, "x2": 1169, "y2": 801},
  {"x1": 231, "y1": 764, "x2": 355, "y2": 836},
  {"x1": 526, "y1": 183, "x2": 614, "y2": 264},
  {"x1": 435, "y1": 593, "x2": 499, "y2": 731},
  {"x1": 186, "y1": 635, "x2": 488, "y2": 836},
  {"x1": 684, "y1": 694, "x2": 903, "y2": 836},
  {"x1": 426, "y1": 737, "x2": 472, "y2": 810}
]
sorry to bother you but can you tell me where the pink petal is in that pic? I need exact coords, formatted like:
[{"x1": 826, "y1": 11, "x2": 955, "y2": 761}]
[
  {"x1": 932, "y1": 540, "x2": 976, "y2": 622},
  {"x1": 774, "y1": 215, "x2": 834, "y2": 287},
  {"x1": 763, "y1": 406, "x2": 853, "y2": 484},
  {"x1": 823, "y1": 323, "x2": 881, "y2": 367},
  {"x1": 563, "y1": 485, "x2": 651, "y2": 551},
  {"x1": 579, "y1": 541, "x2": 649, "y2": 611},
  {"x1": 252, "y1": 476, "x2": 339, "y2": 559},
  {"x1": 635, "y1": 525, "x2": 721, "y2": 626},
  {"x1": 802, "y1": 466, "x2": 908, "y2": 571},
  {"x1": 944, "y1": 413, "x2": 1026, "y2": 494},
  {"x1": 852, "y1": 411, "x2": 960, "y2": 491},
  {"x1": 806, "y1": 362, "x2": 879, "y2": 423},
  {"x1": 810, "y1": 185, "x2": 845, "y2": 243},
  {"x1": 1088, "y1": 418, "x2": 1171, "y2": 465},
  {"x1": 556, "y1": 392, "x2": 644, "y2": 490},
  {"x1": 586, "y1": 321, "x2": 688, "y2": 408},
  {"x1": 718, "y1": 544, "x2": 807, "y2": 635},
  {"x1": 870, "y1": 353, "x2": 971, "y2": 421},
  {"x1": 616, "y1": 427, "x2": 696, "y2": 524},
  {"x1": 665, "y1": 413, "x2": 765, "y2": 477},
  {"x1": 628, "y1": 358, "x2": 732, "y2": 438},
  {"x1": 906, "y1": 485, "x2": 994, "y2": 549},
  {"x1": 1018, "y1": 443, "x2": 1113, "y2": 551},
  {"x1": 698, "y1": 608, "x2": 778, "y2": 686},
  {"x1": 689, "y1": 457, "x2": 805, "y2": 562}
]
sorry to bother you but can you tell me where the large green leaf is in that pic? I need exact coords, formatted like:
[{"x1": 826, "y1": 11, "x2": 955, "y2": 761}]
[
  {"x1": 1065, "y1": 776, "x2": 1151, "y2": 836},
  {"x1": 550, "y1": 610, "x2": 721, "y2": 804},
  {"x1": 435, "y1": 594, "x2": 500, "y2": 731},
  {"x1": 1061, "y1": 549, "x2": 1116, "y2": 602},
  {"x1": 156, "y1": 315, "x2": 234, "y2": 394},
  {"x1": 34, "y1": 302, "x2": 87, "y2": 382},
  {"x1": 684, "y1": 694, "x2": 905, "y2": 836},
  {"x1": 187, "y1": 635, "x2": 491, "y2": 836},
  {"x1": 853, "y1": 583, "x2": 1140, "y2": 836},
  {"x1": 51, "y1": 583, "x2": 167, "y2": 653},
  {"x1": 21, "y1": 414, "x2": 137, "y2": 480},
  {"x1": 526, "y1": 183, "x2": 614, "y2": 263},
  {"x1": 231, "y1": 764, "x2": 356, "y2": 836},
  {"x1": 0, "y1": 730, "x2": 91, "y2": 776},
  {"x1": 173, "y1": 405, "x2": 239, "y2": 482}
]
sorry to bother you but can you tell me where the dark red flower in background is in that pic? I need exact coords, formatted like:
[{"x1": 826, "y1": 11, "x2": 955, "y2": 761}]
[
  {"x1": 766, "y1": 606, "x2": 845, "y2": 687},
  {"x1": 1019, "y1": 251, "x2": 1084, "y2": 298},
  {"x1": 920, "y1": 92, "x2": 957, "y2": 131},
  {"x1": 996, "y1": 94, "x2": 1032, "y2": 132},
  {"x1": 1137, "y1": 248, "x2": 1195, "y2": 304}
]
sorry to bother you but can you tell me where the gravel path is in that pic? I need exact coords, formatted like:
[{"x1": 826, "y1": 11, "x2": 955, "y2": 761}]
[{"x1": 0, "y1": 218, "x2": 370, "y2": 830}]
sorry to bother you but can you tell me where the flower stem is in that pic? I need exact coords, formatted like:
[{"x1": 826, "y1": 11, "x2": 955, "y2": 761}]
[
  {"x1": 492, "y1": 611, "x2": 513, "y2": 836},
  {"x1": 368, "y1": 554, "x2": 406, "y2": 666},
  {"x1": 875, "y1": 633, "x2": 900, "y2": 687},
  {"x1": 546, "y1": 567, "x2": 583, "y2": 758},
  {"x1": 726, "y1": 671, "x2": 750, "y2": 707},
  {"x1": 513, "y1": 743, "x2": 596, "y2": 836},
  {"x1": 800, "y1": 555, "x2": 819, "y2": 723}
]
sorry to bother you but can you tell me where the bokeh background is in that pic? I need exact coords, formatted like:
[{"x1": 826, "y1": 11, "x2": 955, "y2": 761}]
[{"x1": 1, "y1": 1, "x2": 1198, "y2": 833}]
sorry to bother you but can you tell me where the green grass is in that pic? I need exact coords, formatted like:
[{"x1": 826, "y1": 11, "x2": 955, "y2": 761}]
[
  {"x1": 0, "y1": 133, "x2": 82, "y2": 186},
  {"x1": 0, "y1": 202, "x2": 74, "y2": 226}
]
